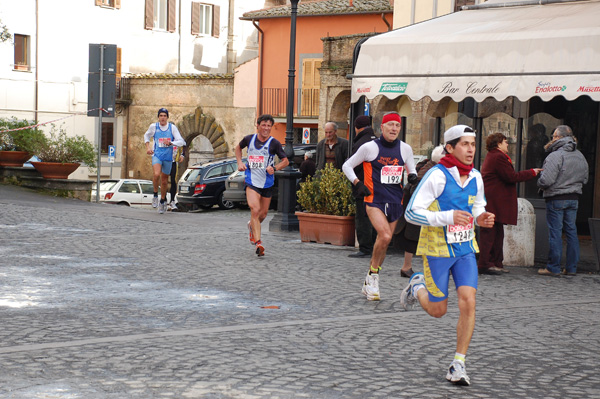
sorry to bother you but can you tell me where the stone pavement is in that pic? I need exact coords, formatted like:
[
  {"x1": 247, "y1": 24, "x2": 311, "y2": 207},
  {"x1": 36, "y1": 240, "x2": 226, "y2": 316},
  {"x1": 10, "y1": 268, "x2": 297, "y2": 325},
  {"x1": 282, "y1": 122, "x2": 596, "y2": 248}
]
[{"x1": 0, "y1": 184, "x2": 599, "y2": 399}]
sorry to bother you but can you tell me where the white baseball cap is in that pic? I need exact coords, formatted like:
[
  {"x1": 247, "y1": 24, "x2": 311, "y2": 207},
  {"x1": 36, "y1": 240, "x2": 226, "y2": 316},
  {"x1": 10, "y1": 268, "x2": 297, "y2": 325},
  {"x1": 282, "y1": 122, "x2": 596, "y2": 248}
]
[{"x1": 444, "y1": 125, "x2": 476, "y2": 143}]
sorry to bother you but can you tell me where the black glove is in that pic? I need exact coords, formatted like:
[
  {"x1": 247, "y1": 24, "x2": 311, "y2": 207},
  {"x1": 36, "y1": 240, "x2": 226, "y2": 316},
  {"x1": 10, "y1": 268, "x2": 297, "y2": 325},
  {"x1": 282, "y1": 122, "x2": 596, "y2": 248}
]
[
  {"x1": 355, "y1": 181, "x2": 372, "y2": 197},
  {"x1": 407, "y1": 173, "x2": 418, "y2": 185}
]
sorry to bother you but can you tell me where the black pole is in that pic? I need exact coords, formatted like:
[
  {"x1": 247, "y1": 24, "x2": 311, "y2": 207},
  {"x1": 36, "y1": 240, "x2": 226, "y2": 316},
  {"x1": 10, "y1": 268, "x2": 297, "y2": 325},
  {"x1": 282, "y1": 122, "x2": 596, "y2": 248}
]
[{"x1": 269, "y1": 0, "x2": 302, "y2": 232}]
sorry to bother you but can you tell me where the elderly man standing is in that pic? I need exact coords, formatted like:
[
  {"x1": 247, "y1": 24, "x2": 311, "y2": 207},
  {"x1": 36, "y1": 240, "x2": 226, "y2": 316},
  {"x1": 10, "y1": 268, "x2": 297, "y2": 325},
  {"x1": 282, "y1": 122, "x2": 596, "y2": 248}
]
[
  {"x1": 315, "y1": 122, "x2": 349, "y2": 170},
  {"x1": 537, "y1": 125, "x2": 589, "y2": 277}
]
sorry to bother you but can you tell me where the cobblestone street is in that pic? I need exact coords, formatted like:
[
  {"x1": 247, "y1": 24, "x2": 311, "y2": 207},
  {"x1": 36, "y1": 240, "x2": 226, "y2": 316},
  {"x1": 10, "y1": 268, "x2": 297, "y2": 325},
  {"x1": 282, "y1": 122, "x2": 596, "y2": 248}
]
[{"x1": 1, "y1": 184, "x2": 599, "y2": 398}]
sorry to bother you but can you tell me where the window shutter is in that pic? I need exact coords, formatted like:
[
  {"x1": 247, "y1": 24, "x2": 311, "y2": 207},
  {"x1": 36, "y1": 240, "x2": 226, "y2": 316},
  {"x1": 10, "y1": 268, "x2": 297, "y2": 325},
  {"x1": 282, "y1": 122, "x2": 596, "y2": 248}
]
[
  {"x1": 116, "y1": 47, "x2": 122, "y2": 79},
  {"x1": 167, "y1": 0, "x2": 176, "y2": 32},
  {"x1": 191, "y1": 2, "x2": 199, "y2": 35},
  {"x1": 144, "y1": 0, "x2": 153, "y2": 30},
  {"x1": 115, "y1": 0, "x2": 121, "y2": 9},
  {"x1": 212, "y1": 5, "x2": 220, "y2": 38},
  {"x1": 95, "y1": 0, "x2": 102, "y2": 6}
]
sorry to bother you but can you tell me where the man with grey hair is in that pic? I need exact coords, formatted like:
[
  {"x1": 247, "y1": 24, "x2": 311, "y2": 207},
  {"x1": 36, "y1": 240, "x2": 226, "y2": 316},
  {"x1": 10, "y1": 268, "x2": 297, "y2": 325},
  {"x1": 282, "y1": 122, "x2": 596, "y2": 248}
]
[
  {"x1": 537, "y1": 125, "x2": 589, "y2": 277},
  {"x1": 315, "y1": 122, "x2": 349, "y2": 170}
]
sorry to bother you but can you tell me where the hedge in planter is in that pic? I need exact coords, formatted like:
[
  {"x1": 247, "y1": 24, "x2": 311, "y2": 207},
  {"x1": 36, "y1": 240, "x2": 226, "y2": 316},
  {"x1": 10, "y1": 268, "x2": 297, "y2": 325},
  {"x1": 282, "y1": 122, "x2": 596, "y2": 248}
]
[{"x1": 296, "y1": 164, "x2": 356, "y2": 246}]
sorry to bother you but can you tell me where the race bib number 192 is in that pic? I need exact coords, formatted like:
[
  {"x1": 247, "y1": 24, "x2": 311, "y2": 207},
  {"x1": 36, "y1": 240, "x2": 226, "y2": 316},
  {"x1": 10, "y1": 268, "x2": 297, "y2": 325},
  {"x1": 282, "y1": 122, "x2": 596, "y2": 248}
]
[{"x1": 381, "y1": 165, "x2": 404, "y2": 184}]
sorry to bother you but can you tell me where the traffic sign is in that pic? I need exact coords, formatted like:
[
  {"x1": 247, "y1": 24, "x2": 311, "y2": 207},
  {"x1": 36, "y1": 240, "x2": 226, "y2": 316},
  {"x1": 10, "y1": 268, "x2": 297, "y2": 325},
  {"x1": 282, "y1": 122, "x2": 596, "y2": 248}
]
[
  {"x1": 108, "y1": 145, "x2": 115, "y2": 163},
  {"x1": 302, "y1": 127, "x2": 310, "y2": 144},
  {"x1": 364, "y1": 102, "x2": 370, "y2": 116}
]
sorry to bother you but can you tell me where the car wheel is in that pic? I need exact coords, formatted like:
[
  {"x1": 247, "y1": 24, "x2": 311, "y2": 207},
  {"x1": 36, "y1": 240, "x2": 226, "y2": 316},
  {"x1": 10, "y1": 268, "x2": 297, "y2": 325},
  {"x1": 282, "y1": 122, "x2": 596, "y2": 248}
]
[
  {"x1": 218, "y1": 191, "x2": 235, "y2": 210},
  {"x1": 117, "y1": 201, "x2": 130, "y2": 206}
]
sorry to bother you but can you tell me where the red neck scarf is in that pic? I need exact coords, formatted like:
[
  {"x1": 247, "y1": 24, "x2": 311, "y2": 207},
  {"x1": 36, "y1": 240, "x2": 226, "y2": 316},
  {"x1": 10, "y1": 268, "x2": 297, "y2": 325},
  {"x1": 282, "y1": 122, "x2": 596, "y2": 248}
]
[{"x1": 439, "y1": 153, "x2": 473, "y2": 176}]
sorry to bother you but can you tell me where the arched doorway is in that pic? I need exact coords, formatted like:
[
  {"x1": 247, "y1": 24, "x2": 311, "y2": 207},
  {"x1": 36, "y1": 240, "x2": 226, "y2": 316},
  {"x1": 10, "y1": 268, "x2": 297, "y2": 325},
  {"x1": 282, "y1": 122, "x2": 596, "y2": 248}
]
[{"x1": 176, "y1": 107, "x2": 230, "y2": 175}]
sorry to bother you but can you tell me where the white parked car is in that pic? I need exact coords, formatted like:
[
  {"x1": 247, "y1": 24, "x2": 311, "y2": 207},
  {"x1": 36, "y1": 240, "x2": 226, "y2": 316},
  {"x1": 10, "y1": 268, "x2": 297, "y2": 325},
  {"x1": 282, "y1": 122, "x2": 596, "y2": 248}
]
[{"x1": 91, "y1": 179, "x2": 170, "y2": 209}]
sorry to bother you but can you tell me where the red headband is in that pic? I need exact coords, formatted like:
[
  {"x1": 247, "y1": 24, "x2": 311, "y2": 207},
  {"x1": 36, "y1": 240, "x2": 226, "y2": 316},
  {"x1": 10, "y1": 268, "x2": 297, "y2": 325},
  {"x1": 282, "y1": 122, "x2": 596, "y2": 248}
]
[{"x1": 382, "y1": 113, "x2": 401, "y2": 125}]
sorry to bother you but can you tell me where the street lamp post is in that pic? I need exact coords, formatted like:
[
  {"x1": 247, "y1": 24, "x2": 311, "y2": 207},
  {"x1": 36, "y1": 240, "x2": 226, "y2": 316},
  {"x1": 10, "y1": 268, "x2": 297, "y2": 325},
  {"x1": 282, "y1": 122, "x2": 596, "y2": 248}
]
[{"x1": 269, "y1": 0, "x2": 302, "y2": 232}]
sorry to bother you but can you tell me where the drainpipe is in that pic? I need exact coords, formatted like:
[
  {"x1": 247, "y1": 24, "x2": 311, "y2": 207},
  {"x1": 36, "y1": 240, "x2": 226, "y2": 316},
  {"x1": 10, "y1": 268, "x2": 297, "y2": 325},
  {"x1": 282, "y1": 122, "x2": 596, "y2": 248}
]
[
  {"x1": 34, "y1": 0, "x2": 39, "y2": 122},
  {"x1": 227, "y1": 0, "x2": 235, "y2": 73},
  {"x1": 381, "y1": 13, "x2": 391, "y2": 31},
  {"x1": 253, "y1": 19, "x2": 263, "y2": 116}
]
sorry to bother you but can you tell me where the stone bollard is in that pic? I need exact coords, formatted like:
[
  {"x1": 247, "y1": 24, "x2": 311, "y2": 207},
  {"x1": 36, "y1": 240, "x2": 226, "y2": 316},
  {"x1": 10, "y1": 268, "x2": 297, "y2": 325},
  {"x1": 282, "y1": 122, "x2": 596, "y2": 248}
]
[{"x1": 503, "y1": 198, "x2": 536, "y2": 266}]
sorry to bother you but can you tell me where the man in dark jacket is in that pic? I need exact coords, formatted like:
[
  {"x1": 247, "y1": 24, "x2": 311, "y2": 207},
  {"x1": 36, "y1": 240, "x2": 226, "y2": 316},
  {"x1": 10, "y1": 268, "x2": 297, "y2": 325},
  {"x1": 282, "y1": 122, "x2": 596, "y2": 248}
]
[
  {"x1": 315, "y1": 122, "x2": 349, "y2": 170},
  {"x1": 348, "y1": 115, "x2": 377, "y2": 258},
  {"x1": 537, "y1": 125, "x2": 589, "y2": 276}
]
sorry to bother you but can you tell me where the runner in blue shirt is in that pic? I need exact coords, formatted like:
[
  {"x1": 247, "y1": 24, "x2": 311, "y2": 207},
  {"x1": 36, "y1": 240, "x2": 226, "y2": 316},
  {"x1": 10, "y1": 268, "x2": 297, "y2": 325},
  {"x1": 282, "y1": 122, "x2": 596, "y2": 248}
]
[
  {"x1": 401, "y1": 125, "x2": 495, "y2": 386},
  {"x1": 235, "y1": 114, "x2": 288, "y2": 256},
  {"x1": 144, "y1": 108, "x2": 185, "y2": 214}
]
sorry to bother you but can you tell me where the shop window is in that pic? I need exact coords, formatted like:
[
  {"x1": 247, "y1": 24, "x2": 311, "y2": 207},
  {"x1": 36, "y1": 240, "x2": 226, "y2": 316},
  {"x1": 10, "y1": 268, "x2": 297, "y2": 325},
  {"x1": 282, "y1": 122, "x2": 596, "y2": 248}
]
[
  {"x1": 520, "y1": 114, "x2": 559, "y2": 198},
  {"x1": 101, "y1": 122, "x2": 114, "y2": 154},
  {"x1": 95, "y1": 0, "x2": 121, "y2": 9},
  {"x1": 480, "y1": 112, "x2": 517, "y2": 167},
  {"x1": 191, "y1": 2, "x2": 220, "y2": 37},
  {"x1": 13, "y1": 34, "x2": 30, "y2": 71},
  {"x1": 145, "y1": 0, "x2": 176, "y2": 32}
]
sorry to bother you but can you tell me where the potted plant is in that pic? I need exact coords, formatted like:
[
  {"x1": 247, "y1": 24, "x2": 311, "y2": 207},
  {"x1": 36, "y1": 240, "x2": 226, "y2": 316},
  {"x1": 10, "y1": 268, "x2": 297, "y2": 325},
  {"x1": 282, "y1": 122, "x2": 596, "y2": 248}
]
[
  {"x1": 30, "y1": 125, "x2": 97, "y2": 179},
  {"x1": 0, "y1": 117, "x2": 46, "y2": 167},
  {"x1": 296, "y1": 163, "x2": 356, "y2": 246}
]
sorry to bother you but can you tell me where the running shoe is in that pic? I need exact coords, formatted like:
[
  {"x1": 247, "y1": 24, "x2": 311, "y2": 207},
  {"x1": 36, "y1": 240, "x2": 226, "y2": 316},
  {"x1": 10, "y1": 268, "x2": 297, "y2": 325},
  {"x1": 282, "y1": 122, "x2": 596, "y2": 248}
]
[
  {"x1": 158, "y1": 201, "x2": 166, "y2": 214},
  {"x1": 255, "y1": 240, "x2": 264, "y2": 257},
  {"x1": 446, "y1": 359, "x2": 471, "y2": 386},
  {"x1": 248, "y1": 221, "x2": 255, "y2": 245},
  {"x1": 361, "y1": 272, "x2": 380, "y2": 301},
  {"x1": 400, "y1": 272, "x2": 425, "y2": 310},
  {"x1": 152, "y1": 196, "x2": 159, "y2": 208},
  {"x1": 169, "y1": 201, "x2": 178, "y2": 210}
]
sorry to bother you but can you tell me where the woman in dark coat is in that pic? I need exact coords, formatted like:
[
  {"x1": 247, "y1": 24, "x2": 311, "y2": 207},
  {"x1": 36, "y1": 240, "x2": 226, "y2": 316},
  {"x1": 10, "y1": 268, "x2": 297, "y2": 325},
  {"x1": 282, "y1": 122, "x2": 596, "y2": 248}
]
[{"x1": 478, "y1": 133, "x2": 542, "y2": 274}]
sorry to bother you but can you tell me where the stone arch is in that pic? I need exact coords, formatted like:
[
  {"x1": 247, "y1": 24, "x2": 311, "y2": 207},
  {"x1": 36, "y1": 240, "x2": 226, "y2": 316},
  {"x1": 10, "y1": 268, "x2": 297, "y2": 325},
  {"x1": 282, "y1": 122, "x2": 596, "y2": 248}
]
[
  {"x1": 177, "y1": 106, "x2": 229, "y2": 160},
  {"x1": 329, "y1": 90, "x2": 351, "y2": 138}
]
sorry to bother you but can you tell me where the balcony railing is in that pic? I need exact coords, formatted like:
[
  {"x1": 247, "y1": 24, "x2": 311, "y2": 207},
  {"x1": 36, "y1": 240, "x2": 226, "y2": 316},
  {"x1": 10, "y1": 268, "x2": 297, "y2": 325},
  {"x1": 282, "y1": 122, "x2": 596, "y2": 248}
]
[{"x1": 261, "y1": 88, "x2": 320, "y2": 118}]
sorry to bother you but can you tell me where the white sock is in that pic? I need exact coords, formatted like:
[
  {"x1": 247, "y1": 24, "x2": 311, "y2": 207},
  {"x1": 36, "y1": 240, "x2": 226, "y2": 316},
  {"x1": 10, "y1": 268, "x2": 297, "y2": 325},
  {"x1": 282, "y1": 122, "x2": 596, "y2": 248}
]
[{"x1": 412, "y1": 283, "x2": 425, "y2": 298}]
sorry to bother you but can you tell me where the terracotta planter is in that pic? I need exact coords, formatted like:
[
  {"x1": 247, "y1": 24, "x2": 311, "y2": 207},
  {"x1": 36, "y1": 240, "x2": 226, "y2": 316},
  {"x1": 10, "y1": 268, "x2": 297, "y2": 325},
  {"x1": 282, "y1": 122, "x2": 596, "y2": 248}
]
[
  {"x1": 31, "y1": 162, "x2": 80, "y2": 179},
  {"x1": 295, "y1": 212, "x2": 355, "y2": 246},
  {"x1": 0, "y1": 150, "x2": 31, "y2": 167}
]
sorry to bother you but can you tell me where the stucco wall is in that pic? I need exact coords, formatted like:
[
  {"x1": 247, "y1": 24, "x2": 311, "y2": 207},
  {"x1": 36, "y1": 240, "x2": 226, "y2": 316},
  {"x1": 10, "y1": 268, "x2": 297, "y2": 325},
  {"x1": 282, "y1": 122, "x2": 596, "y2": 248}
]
[{"x1": 122, "y1": 76, "x2": 255, "y2": 180}]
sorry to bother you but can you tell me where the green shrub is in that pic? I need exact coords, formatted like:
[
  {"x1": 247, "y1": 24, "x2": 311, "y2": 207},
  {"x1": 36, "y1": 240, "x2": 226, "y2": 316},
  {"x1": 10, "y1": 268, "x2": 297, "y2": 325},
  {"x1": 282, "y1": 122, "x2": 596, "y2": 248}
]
[
  {"x1": 0, "y1": 117, "x2": 46, "y2": 153},
  {"x1": 34, "y1": 124, "x2": 97, "y2": 168},
  {"x1": 297, "y1": 163, "x2": 355, "y2": 216}
]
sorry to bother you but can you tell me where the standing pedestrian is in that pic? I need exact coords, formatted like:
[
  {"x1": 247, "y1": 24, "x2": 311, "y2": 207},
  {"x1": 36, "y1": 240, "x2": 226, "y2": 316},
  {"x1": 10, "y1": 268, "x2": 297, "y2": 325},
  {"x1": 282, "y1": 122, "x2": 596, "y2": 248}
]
[
  {"x1": 234, "y1": 114, "x2": 289, "y2": 257},
  {"x1": 478, "y1": 132, "x2": 541, "y2": 275},
  {"x1": 348, "y1": 115, "x2": 377, "y2": 258},
  {"x1": 342, "y1": 112, "x2": 417, "y2": 301},
  {"x1": 315, "y1": 122, "x2": 349, "y2": 170},
  {"x1": 401, "y1": 125, "x2": 495, "y2": 386},
  {"x1": 537, "y1": 125, "x2": 589, "y2": 276},
  {"x1": 299, "y1": 151, "x2": 316, "y2": 183},
  {"x1": 144, "y1": 108, "x2": 185, "y2": 214},
  {"x1": 168, "y1": 143, "x2": 186, "y2": 211}
]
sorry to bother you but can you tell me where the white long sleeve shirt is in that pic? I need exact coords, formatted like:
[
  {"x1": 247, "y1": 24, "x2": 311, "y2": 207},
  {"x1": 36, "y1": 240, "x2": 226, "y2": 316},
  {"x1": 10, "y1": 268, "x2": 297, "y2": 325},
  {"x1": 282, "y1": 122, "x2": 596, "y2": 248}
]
[
  {"x1": 342, "y1": 139, "x2": 416, "y2": 183},
  {"x1": 405, "y1": 166, "x2": 487, "y2": 227},
  {"x1": 143, "y1": 122, "x2": 185, "y2": 147}
]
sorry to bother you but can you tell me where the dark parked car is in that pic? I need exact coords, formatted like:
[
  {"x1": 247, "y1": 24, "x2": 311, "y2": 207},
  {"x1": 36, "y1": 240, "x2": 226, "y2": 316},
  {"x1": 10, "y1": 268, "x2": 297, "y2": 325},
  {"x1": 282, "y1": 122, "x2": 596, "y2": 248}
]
[
  {"x1": 177, "y1": 158, "x2": 240, "y2": 211},
  {"x1": 223, "y1": 143, "x2": 316, "y2": 208}
]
